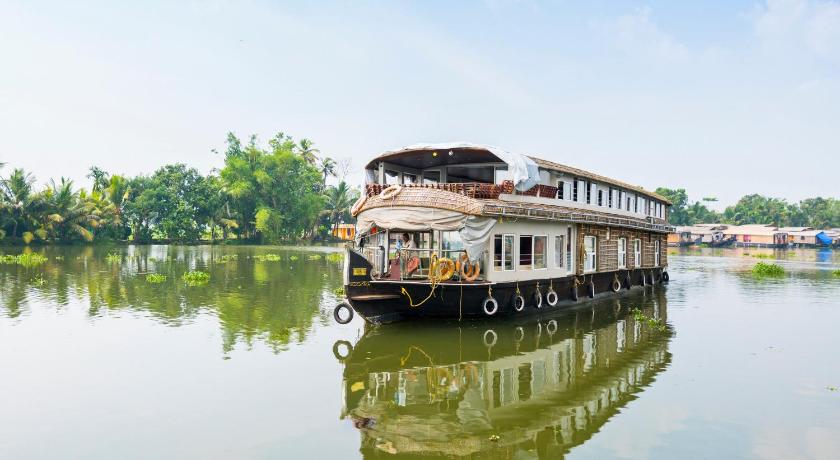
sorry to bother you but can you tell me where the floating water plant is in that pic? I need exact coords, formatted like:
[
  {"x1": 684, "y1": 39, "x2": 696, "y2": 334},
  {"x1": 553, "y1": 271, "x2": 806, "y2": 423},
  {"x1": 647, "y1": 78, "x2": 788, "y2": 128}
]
[
  {"x1": 333, "y1": 287, "x2": 345, "y2": 297},
  {"x1": 752, "y1": 253, "x2": 774, "y2": 259},
  {"x1": 752, "y1": 262, "x2": 785, "y2": 277},
  {"x1": 630, "y1": 308, "x2": 668, "y2": 332},
  {"x1": 289, "y1": 255, "x2": 299, "y2": 261},
  {"x1": 307, "y1": 254, "x2": 322, "y2": 261},
  {"x1": 326, "y1": 253, "x2": 344, "y2": 263},
  {"x1": 0, "y1": 253, "x2": 48, "y2": 267},
  {"x1": 30, "y1": 274, "x2": 47, "y2": 286},
  {"x1": 253, "y1": 254, "x2": 281, "y2": 262},
  {"x1": 105, "y1": 252, "x2": 122, "y2": 263},
  {"x1": 182, "y1": 270, "x2": 210, "y2": 285},
  {"x1": 832, "y1": 269, "x2": 840, "y2": 278},
  {"x1": 218, "y1": 254, "x2": 238, "y2": 262},
  {"x1": 145, "y1": 273, "x2": 167, "y2": 284}
]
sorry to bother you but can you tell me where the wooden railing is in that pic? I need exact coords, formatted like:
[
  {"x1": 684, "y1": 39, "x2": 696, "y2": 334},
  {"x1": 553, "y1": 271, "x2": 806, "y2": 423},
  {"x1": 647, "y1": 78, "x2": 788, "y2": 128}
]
[{"x1": 365, "y1": 181, "x2": 560, "y2": 200}]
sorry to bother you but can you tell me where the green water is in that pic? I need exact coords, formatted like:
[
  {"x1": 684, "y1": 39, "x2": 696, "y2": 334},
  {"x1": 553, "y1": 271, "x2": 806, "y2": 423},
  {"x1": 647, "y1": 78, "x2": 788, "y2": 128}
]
[{"x1": 1, "y1": 245, "x2": 839, "y2": 459}]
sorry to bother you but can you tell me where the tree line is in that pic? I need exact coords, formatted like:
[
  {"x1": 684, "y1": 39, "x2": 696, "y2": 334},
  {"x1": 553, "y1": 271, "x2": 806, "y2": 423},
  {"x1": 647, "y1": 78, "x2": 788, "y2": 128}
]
[
  {"x1": 0, "y1": 132, "x2": 359, "y2": 244},
  {"x1": 655, "y1": 187, "x2": 840, "y2": 228}
]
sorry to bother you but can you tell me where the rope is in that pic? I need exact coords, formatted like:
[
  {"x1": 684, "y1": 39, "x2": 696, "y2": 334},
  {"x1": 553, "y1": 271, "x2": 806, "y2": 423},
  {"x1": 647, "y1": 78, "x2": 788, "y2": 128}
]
[{"x1": 400, "y1": 253, "x2": 440, "y2": 308}]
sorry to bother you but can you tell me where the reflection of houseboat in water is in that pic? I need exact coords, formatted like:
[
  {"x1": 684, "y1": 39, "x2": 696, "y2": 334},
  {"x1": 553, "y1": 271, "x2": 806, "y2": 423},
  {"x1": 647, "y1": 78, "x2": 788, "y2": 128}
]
[
  {"x1": 339, "y1": 143, "x2": 673, "y2": 324},
  {"x1": 337, "y1": 290, "x2": 671, "y2": 458}
]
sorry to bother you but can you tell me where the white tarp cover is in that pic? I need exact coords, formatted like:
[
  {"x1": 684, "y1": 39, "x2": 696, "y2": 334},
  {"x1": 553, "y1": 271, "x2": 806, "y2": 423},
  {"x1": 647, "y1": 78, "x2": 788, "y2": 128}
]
[
  {"x1": 382, "y1": 142, "x2": 540, "y2": 192},
  {"x1": 356, "y1": 206, "x2": 496, "y2": 261}
]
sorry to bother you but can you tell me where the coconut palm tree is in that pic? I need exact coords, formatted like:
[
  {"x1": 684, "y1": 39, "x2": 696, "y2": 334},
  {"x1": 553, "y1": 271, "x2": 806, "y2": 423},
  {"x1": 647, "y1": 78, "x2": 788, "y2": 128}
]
[
  {"x1": 40, "y1": 178, "x2": 99, "y2": 241},
  {"x1": 1, "y1": 168, "x2": 37, "y2": 238},
  {"x1": 319, "y1": 157, "x2": 336, "y2": 188},
  {"x1": 297, "y1": 138, "x2": 320, "y2": 165},
  {"x1": 322, "y1": 181, "x2": 358, "y2": 235}
]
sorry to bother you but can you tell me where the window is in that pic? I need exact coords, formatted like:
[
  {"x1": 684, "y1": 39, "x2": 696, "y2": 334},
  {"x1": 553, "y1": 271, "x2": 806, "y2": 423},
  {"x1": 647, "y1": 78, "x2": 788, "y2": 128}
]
[
  {"x1": 583, "y1": 236, "x2": 597, "y2": 272},
  {"x1": 608, "y1": 188, "x2": 614, "y2": 208},
  {"x1": 533, "y1": 236, "x2": 547, "y2": 269},
  {"x1": 442, "y1": 231, "x2": 464, "y2": 253},
  {"x1": 627, "y1": 196, "x2": 631, "y2": 211},
  {"x1": 617, "y1": 190, "x2": 623, "y2": 210},
  {"x1": 557, "y1": 180, "x2": 564, "y2": 199},
  {"x1": 493, "y1": 234, "x2": 514, "y2": 271},
  {"x1": 633, "y1": 239, "x2": 641, "y2": 267},
  {"x1": 654, "y1": 240, "x2": 660, "y2": 266},
  {"x1": 617, "y1": 238, "x2": 627, "y2": 269},
  {"x1": 519, "y1": 235, "x2": 533, "y2": 269},
  {"x1": 554, "y1": 235, "x2": 565, "y2": 268},
  {"x1": 577, "y1": 179, "x2": 586, "y2": 203},
  {"x1": 423, "y1": 170, "x2": 440, "y2": 185},
  {"x1": 598, "y1": 190, "x2": 604, "y2": 206},
  {"x1": 572, "y1": 180, "x2": 578, "y2": 202},
  {"x1": 567, "y1": 227, "x2": 573, "y2": 268},
  {"x1": 402, "y1": 173, "x2": 417, "y2": 184},
  {"x1": 634, "y1": 197, "x2": 639, "y2": 213},
  {"x1": 495, "y1": 166, "x2": 511, "y2": 184},
  {"x1": 385, "y1": 169, "x2": 399, "y2": 185}
]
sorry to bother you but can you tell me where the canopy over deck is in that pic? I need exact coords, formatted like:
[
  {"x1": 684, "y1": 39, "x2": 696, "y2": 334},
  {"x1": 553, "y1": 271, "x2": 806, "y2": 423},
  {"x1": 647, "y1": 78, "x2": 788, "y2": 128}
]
[{"x1": 365, "y1": 142, "x2": 540, "y2": 192}]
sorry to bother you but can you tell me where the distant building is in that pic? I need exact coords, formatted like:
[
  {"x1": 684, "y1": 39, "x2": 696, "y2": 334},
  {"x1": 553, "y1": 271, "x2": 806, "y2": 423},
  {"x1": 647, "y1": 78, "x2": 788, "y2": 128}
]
[
  {"x1": 785, "y1": 229, "x2": 832, "y2": 247},
  {"x1": 332, "y1": 223, "x2": 356, "y2": 240},
  {"x1": 723, "y1": 224, "x2": 788, "y2": 247}
]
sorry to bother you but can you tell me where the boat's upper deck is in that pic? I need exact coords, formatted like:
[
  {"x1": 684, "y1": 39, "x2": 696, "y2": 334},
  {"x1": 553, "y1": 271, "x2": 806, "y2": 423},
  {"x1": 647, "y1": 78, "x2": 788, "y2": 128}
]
[{"x1": 357, "y1": 143, "x2": 671, "y2": 232}]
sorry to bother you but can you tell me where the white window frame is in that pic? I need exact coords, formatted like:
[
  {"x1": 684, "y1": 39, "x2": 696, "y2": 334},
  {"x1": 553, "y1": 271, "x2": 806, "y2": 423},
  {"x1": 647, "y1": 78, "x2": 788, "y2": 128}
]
[
  {"x1": 633, "y1": 239, "x2": 642, "y2": 267},
  {"x1": 583, "y1": 236, "x2": 597, "y2": 273},
  {"x1": 654, "y1": 240, "x2": 661, "y2": 266},
  {"x1": 554, "y1": 235, "x2": 565, "y2": 268},
  {"x1": 494, "y1": 234, "x2": 515, "y2": 272},
  {"x1": 533, "y1": 235, "x2": 548, "y2": 270},
  {"x1": 617, "y1": 238, "x2": 627, "y2": 269}
]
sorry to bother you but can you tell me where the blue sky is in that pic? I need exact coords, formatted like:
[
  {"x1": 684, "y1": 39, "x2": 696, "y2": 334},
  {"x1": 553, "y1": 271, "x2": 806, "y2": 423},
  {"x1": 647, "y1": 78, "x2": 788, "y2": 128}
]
[{"x1": 1, "y1": 0, "x2": 838, "y2": 207}]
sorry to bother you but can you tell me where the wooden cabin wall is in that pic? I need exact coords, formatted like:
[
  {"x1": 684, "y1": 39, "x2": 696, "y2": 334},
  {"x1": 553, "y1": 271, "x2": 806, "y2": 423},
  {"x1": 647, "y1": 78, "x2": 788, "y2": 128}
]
[{"x1": 575, "y1": 224, "x2": 668, "y2": 274}]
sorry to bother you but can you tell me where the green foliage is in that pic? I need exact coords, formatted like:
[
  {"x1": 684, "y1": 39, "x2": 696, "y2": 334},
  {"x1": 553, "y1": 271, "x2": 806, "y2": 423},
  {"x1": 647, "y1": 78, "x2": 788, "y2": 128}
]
[
  {"x1": 145, "y1": 273, "x2": 167, "y2": 283},
  {"x1": 630, "y1": 308, "x2": 668, "y2": 332},
  {"x1": 325, "y1": 252, "x2": 344, "y2": 263},
  {"x1": 832, "y1": 269, "x2": 840, "y2": 277},
  {"x1": 0, "y1": 253, "x2": 48, "y2": 266},
  {"x1": 182, "y1": 270, "x2": 210, "y2": 285},
  {"x1": 289, "y1": 255, "x2": 299, "y2": 261},
  {"x1": 752, "y1": 262, "x2": 785, "y2": 277},
  {"x1": 253, "y1": 253, "x2": 281, "y2": 262},
  {"x1": 655, "y1": 187, "x2": 721, "y2": 225},
  {"x1": 30, "y1": 273, "x2": 47, "y2": 286},
  {"x1": 105, "y1": 252, "x2": 121, "y2": 263}
]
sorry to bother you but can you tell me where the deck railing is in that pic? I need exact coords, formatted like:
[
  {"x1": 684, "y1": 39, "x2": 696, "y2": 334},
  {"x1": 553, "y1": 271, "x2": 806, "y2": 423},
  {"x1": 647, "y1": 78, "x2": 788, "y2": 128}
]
[{"x1": 365, "y1": 181, "x2": 563, "y2": 200}]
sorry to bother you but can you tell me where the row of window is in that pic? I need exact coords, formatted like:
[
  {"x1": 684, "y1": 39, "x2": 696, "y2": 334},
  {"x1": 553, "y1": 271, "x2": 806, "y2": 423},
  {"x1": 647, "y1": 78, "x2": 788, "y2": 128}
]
[
  {"x1": 556, "y1": 179, "x2": 665, "y2": 219},
  {"x1": 494, "y1": 233, "x2": 660, "y2": 273},
  {"x1": 494, "y1": 234, "x2": 569, "y2": 271},
  {"x1": 583, "y1": 236, "x2": 660, "y2": 272}
]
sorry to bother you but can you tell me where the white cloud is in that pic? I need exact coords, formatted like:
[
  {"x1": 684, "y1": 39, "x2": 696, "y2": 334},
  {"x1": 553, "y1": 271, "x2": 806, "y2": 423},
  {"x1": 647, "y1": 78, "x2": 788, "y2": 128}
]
[
  {"x1": 592, "y1": 7, "x2": 689, "y2": 61},
  {"x1": 753, "y1": 0, "x2": 840, "y2": 61}
]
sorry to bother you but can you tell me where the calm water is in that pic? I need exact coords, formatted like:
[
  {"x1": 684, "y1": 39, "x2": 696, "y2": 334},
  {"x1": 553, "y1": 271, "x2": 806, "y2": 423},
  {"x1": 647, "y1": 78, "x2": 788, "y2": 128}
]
[{"x1": 1, "y1": 245, "x2": 839, "y2": 459}]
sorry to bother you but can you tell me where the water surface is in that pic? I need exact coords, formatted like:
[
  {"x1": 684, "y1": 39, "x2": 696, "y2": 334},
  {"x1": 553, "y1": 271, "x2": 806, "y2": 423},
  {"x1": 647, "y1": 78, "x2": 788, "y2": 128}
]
[{"x1": 1, "y1": 245, "x2": 838, "y2": 459}]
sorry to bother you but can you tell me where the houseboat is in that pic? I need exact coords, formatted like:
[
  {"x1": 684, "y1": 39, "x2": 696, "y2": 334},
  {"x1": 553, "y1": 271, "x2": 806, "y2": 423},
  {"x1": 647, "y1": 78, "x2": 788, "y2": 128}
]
[{"x1": 336, "y1": 143, "x2": 673, "y2": 324}]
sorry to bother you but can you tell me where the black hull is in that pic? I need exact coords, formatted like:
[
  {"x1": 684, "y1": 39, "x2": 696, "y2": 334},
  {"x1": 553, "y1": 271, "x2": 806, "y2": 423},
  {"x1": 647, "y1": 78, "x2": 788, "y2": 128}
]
[{"x1": 346, "y1": 267, "x2": 668, "y2": 324}]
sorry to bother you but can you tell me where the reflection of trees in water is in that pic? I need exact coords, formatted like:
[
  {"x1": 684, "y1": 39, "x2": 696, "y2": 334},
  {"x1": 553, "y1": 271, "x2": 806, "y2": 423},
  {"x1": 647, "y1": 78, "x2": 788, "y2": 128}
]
[
  {"x1": 341, "y1": 289, "x2": 672, "y2": 459},
  {"x1": 0, "y1": 246, "x2": 343, "y2": 353}
]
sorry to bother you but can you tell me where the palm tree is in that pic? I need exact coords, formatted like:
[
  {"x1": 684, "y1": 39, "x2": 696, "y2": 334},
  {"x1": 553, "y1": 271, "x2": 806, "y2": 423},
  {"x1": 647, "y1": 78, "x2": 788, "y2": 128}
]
[
  {"x1": 1, "y1": 168, "x2": 37, "y2": 238},
  {"x1": 297, "y1": 138, "x2": 320, "y2": 165},
  {"x1": 319, "y1": 157, "x2": 336, "y2": 188},
  {"x1": 41, "y1": 178, "x2": 99, "y2": 241},
  {"x1": 87, "y1": 166, "x2": 110, "y2": 192},
  {"x1": 322, "y1": 181, "x2": 358, "y2": 235}
]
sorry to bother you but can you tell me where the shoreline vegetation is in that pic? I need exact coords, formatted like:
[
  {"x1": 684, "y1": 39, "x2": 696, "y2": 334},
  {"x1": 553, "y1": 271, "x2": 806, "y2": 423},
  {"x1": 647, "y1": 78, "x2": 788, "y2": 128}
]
[
  {"x1": 1, "y1": 133, "x2": 837, "y2": 246},
  {"x1": 1, "y1": 132, "x2": 357, "y2": 246}
]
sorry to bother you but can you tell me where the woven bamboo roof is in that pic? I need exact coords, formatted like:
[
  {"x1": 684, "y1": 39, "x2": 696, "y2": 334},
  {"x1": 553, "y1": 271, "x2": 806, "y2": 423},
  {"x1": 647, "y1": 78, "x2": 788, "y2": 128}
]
[{"x1": 356, "y1": 188, "x2": 672, "y2": 233}]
